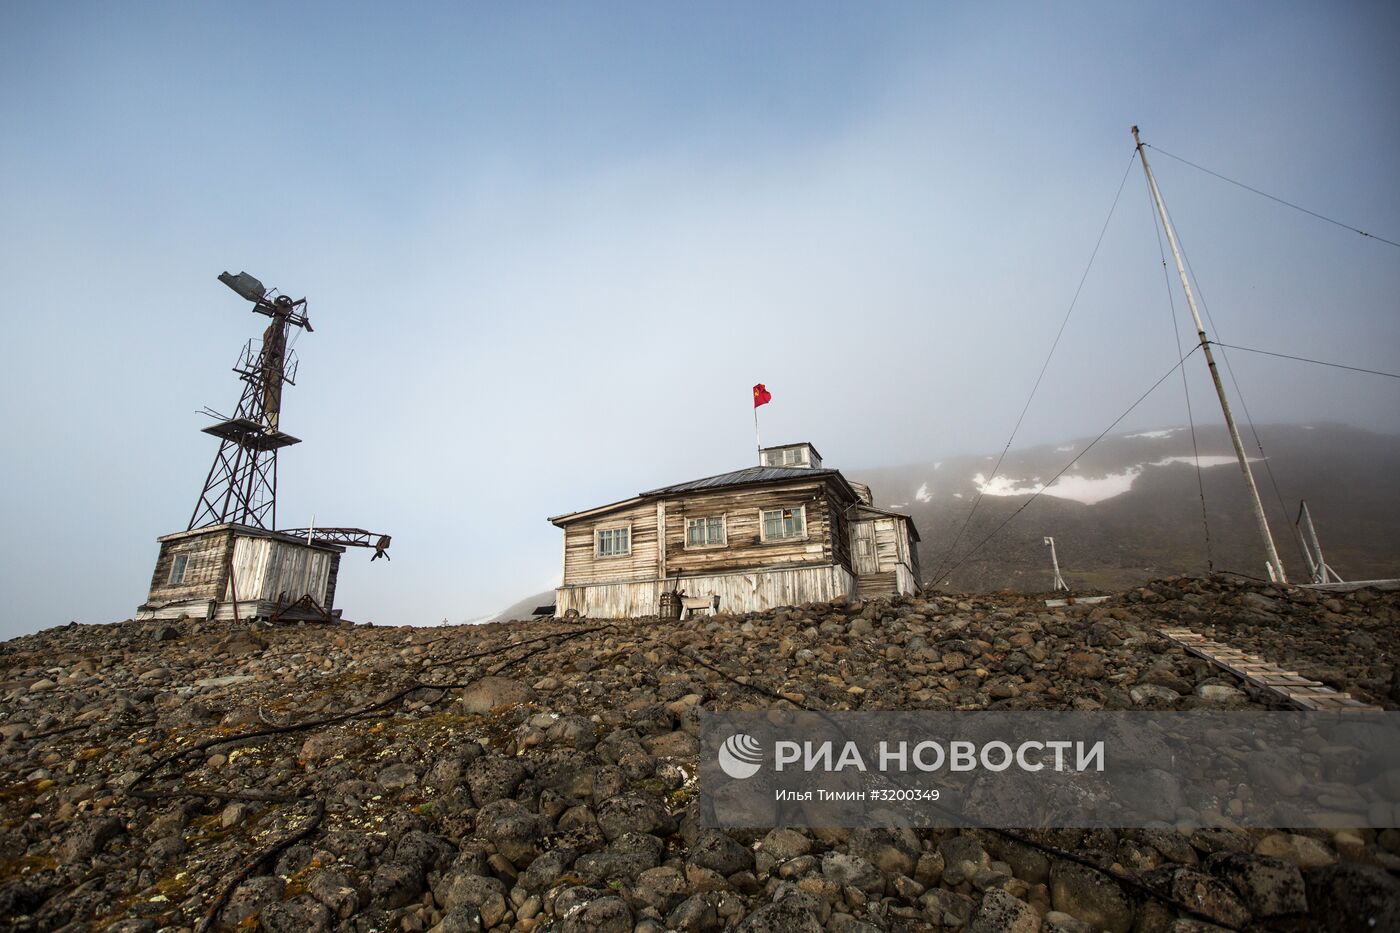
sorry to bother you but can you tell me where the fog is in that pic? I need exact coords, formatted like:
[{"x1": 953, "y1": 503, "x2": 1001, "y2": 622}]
[{"x1": 2, "y1": 2, "x2": 1397, "y2": 636}]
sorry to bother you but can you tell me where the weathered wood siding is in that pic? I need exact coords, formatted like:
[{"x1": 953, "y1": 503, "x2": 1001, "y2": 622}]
[
  {"x1": 560, "y1": 500, "x2": 660, "y2": 586},
  {"x1": 225, "y1": 537, "x2": 335, "y2": 604},
  {"x1": 872, "y1": 516, "x2": 920, "y2": 596},
  {"x1": 146, "y1": 530, "x2": 233, "y2": 606},
  {"x1": 556, "y1": 564, "x2": 854, "y2": 619},
  {"x1": 663, "y1": 482, "x2": 837, "y2": 578}
]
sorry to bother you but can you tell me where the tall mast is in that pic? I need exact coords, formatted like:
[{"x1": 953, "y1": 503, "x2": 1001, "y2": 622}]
[{"x1": 1132, "y1": 126, "x2": 1288, "y2": 583}]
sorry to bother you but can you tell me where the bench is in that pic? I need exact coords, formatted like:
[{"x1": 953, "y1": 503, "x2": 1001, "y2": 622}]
[{"x1": 679, "y1": 594, "x2": 719, "y2": 619}]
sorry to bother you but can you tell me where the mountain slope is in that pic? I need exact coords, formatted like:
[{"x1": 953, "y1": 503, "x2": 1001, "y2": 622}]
[{"x1": 852, "y1": 423, "x2": 1400, "y2": 592}]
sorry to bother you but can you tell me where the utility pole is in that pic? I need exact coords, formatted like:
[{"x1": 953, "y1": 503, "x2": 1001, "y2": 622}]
[
  {"x1": 1044, "y1": 536, "x2": 1068, "y2": 592},
  {"x1": 1132, "y1": 126, "x2": 1288, "y2": 584}
]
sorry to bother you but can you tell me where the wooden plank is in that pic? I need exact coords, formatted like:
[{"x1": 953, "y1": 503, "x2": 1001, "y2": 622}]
[{"x1": 1156, "y1": 627, "x2": 1382, "y2": 712}]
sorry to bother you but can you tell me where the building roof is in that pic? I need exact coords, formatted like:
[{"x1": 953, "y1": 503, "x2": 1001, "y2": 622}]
[
  {"x1": 641, "y1": 465, "x2": 842, "y2": 496},
  {"x1": 759, "y1": 441, "x2": 824, "y2": 461}
]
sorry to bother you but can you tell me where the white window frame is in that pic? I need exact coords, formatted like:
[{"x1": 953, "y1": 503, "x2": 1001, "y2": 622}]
[
  {"x1": 763, "y1": 447, "x2": 808, "y2": 467},
  {"x1": 594, "y1": 524, "x2": 632, "y2": 559},
  {"x1": 684, "y1": 514, "x2": 728, "y2": 549},
  {"x1": 759, "y1": 505, "x2": 808, "y2": 542},
  {"x1": 168, "y1": 552, "x2": 190, "y2": 585}
]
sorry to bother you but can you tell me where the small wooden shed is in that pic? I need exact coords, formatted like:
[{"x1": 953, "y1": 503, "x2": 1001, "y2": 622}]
[
  {"x1": 548, "y1": 443, "x2": 920, "y2": 618},
  {"x1": 136, "y1": 523, "x2": 344, "y2": 622}
]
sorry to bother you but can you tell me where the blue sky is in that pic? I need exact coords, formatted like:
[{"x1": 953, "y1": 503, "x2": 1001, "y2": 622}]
[{"x1": 2, "y1": 2, "x2": 1397, "y2": 635}]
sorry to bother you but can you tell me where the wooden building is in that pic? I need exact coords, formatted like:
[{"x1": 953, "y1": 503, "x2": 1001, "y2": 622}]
[
  {"x1": 548, "y1": 443, "x2": 920, "y2": 618},
  {"x1": 135, "y1": 523, "x2": 344, "y2": 622}
]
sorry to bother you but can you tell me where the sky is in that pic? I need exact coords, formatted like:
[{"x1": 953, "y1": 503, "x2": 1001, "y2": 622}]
[{"x1": 1, "y1": 2, "x2": 1397, "y2": 636}]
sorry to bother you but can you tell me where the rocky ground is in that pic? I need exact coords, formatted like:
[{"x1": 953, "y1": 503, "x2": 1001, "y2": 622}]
[{"x1": 2, "y1": 575, "x2": 1398, "y2": 932}]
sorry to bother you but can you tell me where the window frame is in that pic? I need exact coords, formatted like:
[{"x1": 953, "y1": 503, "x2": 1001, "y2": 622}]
[
  {"x1": 763, "y1": 447, "x2": 808, "y2": 468},
  {"x1": 168, "y1": 552, "x2": 190, "y2": 585},
  {"x1": 684, "y1": 514, "x2": 728, "y2": 549},
  {"x1": 758, "y1": 505, "x2": 808, "y2": 543},
  {"x1": 594, "y1": 524, "x2": 632, "y2": 559}
]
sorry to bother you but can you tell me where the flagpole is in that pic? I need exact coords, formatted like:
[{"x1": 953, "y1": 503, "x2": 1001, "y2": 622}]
[{"x1": 753, "y1": 404, "x2": 761, "y2": 455}]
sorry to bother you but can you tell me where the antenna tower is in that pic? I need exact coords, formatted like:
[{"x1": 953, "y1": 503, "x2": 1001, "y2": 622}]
[{"x1": 187, "y1": 271, "x2": 314, "y2": 531}]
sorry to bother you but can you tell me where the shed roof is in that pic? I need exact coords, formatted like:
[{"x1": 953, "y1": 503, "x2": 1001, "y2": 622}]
[{"x1": 641, "y1": 465, "x2": 842, "y2": 496}]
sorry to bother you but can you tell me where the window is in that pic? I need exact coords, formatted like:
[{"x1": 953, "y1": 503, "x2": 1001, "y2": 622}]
[
  {"x1": 595, "y1": 526, "x2": 631, "y2": 558},
  {"x1": 760, "y1": 506, "x2": 806, "y2": 541},
  {"x1": 763, "y1": 447, "x2": 807, "y2": 467},
  {"x1": 686, "y1": 515, "x2": 727, "y2": 548},
  {"x1": 168, "y1": 553, "x2": 189, "y2": 585}
]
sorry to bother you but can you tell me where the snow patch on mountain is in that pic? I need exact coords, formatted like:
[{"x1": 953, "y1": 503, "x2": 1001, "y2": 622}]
[
  {"x1": 974, "y1": 454, "x2": 1257, "y2": 505},
  {"x1": 914, "y1": 482, "x2": 932, "y2": 502},
  {"x1": 1126, "y1": 429, "x2": 1178, "y2": 439}
]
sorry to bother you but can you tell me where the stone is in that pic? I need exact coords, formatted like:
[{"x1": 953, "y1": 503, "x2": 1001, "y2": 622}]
[
  {"x1": 1302, "y1": 863, "x2": 1400, "y2": 933},
  {"x1": 848, "y1": 827, "x2": 919, "y2": 877},
  {"x1": 1194, "y1": 684, "x2": 1246, "y2": 702},
  {"x1": 596, "y1": 791, "x2": 675, "y2": 841},
  {"x1": 1130, "y1": 683, "x2": 1181, "y2": 705},
  {"x1": 474, "y1": 799, "x2": 549, "y2": 867},
  {"x1": 820, "y1": 852, "x2": 884, "y2": 894},
  {"x1": 59, "y1": 815, "x2": 125, "y2": 862},
  {"x1": 1048, "y1": 861, "x2": 1134, "y2": 933},
  {"x1": 260, "y1": 894, "x2": 333, "y2": 933},
  {"x1": 668, "y1": 894, "x2": 722, "y2": 933},
  {"x1": 939, "y1": 834, "x2": 992, "y2": 886},
  {"x1": 306, "y1": 868, "x2": 360, "y2": 920},
  {"x1": 465, "y1": 755, "x2": 526, "y2": 806},
  {"x1": 970, "y1": 888, "x2": 1042, "y2": 933},
  {"x1": 688, "y1": 829, "x2": 754, "y2": 876},
  {"x1": 1203, "y1": 850, "x2": 1306, "y2": 917},
  {"x1": 223, "y1": 875, "x2": 285, "y2": 927},
  {"x1": 1254, "y1": 832, "x2": 1337, "y2": 869},
  {"x1": 1064, "y1": 653, "x2": 1104, "y2": 678},
  {"x1": 376, "y1": 762, "x2": 419, "y2": 791},
  {"x1": 1142, "y1": 867, "x2": 1250, "y2": 929},
  {"x1": 370, "y1": 860, "x2": 425, "y2": 909}
]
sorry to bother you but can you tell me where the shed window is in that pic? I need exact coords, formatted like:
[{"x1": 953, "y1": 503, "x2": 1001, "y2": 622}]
[
  {"x1": 595, "y1": 526, "x2": 631, "y2": 558},
  {"x1": 686, "y1": 515, "x2": 726, "y2": 547},
  {"x1": 764, "y1": 448, "x2": 807, "y2": 467},
  {"x1": 168, "y1": 553, "x2": 189, "y2": 585},
  {"x1": 760, "y1": 506, "x2": 806, "y2": 541}
]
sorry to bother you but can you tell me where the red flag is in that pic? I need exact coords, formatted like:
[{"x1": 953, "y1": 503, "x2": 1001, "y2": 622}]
[{"x1": 752, "y1": 383, "x2": 772, "y2": 408}]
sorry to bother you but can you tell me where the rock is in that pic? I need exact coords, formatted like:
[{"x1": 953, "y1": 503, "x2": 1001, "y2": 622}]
[
  {"x1": 459, "y1": 676, "x2": 536, "y2": 713},
  {"x1": 668, "y1": 894, "x2": 722, "y2": 933},
  {"x1": 1302, "y1": 863, "x2": 1400, "y2": 933},
  {"x1": 564, "y1": 894, "x2": 632, "y2": 932},
  {"x1": 1130, "y1": 683, "x2": 1180, "y2": 705},
  {"x1": 260, "y1": 894, "x2": 333, "y2": 933},
  {"x1": 1041, "y1": 911, "x2": 1091, "y2": 933},
  {"x1": 1193, "y1": 684, "x2": 1245, "y2": 702},
  {"x1": 220, "y1": 801, "x2": 250, "y2": 828},
  {"x1": 474, "y1": 799, "x2": 549, "y2": 867},
  {"x1": 466, "y1": 755, "x2": 526, "y2": 806},
  {"x1": 848, "y1": 827, "x2": 919, "y2": 877},
  {"x1": 634, "y1": 866, "x2": 687, "y2": 914},
  {"x1": 28, "y1": 678, "x2": 57, "y2": 693},
  {"x1": 306, "y1": 868, "x2": 361, "y2": 920},
  {"x1": 596, "y1": 791, "x2": 675, "y2": 841},
  {"x1": 970, "y1": 888, "x2": 1042, "y2": 932},
  {"x1": 1254, "y1": 832, "x2": 1337, "y2": 869},
  {"x1": 376, "y1": 761, "x2": 419, "y2": 791},
  {"x1": 59, "y1": 815, "x2": 125, "y2": 862},
  {"x1": 939, "y1": 835, "x2": 991, "y2": 886},
  {"x1": 1143, "y1": 867, "x2": 1250, "y2": 928},
  {"x1": 370, "y1": 860, "x2": 425, "y2": 909},
  {"x1": 1048, "y1": 861, "x2": 1134, "y2": 933},
  {"x1": 688, "y1": 829, "x2": 754, "y2": 876},
  {"x1": 734, "y1": 894, "x2": 824, "y2": 933},
  {"x1": 224, "y1": 875, "x2": 285, "y2": 927},
  {"x1": 1203, "y1": 850, "x2": 1306, "y2": 917},
  {"x1": 820, "y1": 851, "x2": 885, "y2": 894}
]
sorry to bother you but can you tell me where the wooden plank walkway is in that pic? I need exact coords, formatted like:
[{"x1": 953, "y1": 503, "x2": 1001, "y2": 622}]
[{"x1": 1157, "y1": 627, "x2": 1383, "y2": 711}]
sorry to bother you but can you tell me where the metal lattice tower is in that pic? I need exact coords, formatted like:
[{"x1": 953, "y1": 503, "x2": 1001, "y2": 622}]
[{"x1": 188, "y1": 272, "x2": 313, "y2": 531}]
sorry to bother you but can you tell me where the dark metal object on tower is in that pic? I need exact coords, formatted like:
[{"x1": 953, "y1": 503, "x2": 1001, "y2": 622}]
[{"x1": 188, "y1": 273, "x2": 314, "y2": 531}]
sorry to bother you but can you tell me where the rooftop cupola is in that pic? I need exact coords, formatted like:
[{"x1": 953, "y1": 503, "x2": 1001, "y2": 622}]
[{"x1": 759, "y1": 442, "x2": 822, "y2": 469}]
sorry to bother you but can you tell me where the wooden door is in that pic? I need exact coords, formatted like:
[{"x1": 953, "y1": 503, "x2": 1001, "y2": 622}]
[{"x1": 851, "y1": 522, "x2": 878, "y2": 574}]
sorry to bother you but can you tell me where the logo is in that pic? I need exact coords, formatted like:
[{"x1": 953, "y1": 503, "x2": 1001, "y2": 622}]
[{"x1": 718, "y1": 733, "x2": 763, "y2": 779}]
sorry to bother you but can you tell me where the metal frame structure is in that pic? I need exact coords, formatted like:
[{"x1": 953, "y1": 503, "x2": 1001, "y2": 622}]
[
  {"x1": 279, "y1": 527, "x2": 392, "y2": 559},
  {"x1": 1295, "y1": 500, "x2": 1344, "y2": 585},
  {"x1": 188, "y1": 274, "x2": 312, "y2": 531}
]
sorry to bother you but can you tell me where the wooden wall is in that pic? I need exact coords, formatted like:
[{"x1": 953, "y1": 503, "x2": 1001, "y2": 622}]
[
  {"x1": 663, "y1": 482, "x2": 845, "y2": 580},
  {"x1": 561, "y1": 499, "x2": 660, "y2": 586},
  {"x1": 226, "y1": 537, "x2": 336, "y2": 605},
  {"x1": 146, "y1": 530, "x2": 233, "y2": 606},
  {"x1": 556, "y1": 564, "x2": 854, "y2": 619}
]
